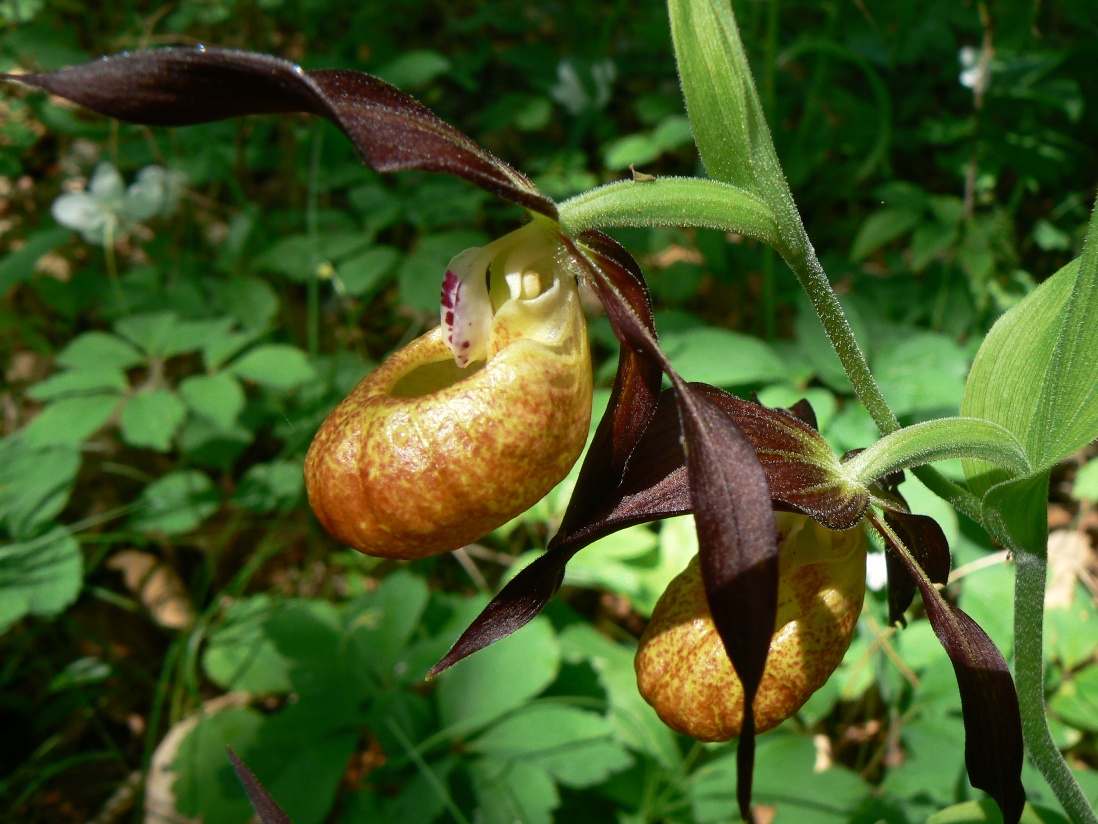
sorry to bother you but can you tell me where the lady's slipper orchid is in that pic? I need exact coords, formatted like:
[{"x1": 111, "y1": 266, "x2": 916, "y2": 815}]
[
  {"x1": 305, "y1": 221, "x2": 592, "y2": 558},
  {"x1": 3, "y1": 43, "x2": 1024, "y2": 824},
  {"x1": 636, "y1": 513, "x2": 866, "y2": 742}
]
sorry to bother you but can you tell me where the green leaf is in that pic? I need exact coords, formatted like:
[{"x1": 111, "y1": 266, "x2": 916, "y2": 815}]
[
  {"x1": 232, "y1": 460, "x2": 304, "y2": 513},
  {"x1": 558, "y1": 623, "x2": 680, "y2": 770},
  {"x1": 0, "y1": 225, "x2": 70, "y2": 294},
  {"x1": 22, "y1": 393, "x2": 119, "y2": 447},
  {"x1": 120, "y1": 390, "x2": 187, "y2": 451},
  {"x1": 692, "y1": 732, "x2": 869, "y2": 824},
  {"x1": 228, "y1": 344, "x2": 316, "y2": 390},
  {"x1": 397, "y1": 230, "x2": 489, "y2": 312},
  {"x1": 0, "y1": 526, "x2": 82, "y2": 634},
  {"x1": 469, "y1": 759, "x2": 558, "y2": 824},
  {"x1": 963, "y1": 214, "x2": 1098, "y2": 492},
  {"x1": 436, "y1": 615, "x2": 558, "y2": 738},
  {"x1": 202, "y1": 596, "x2": 295, "y2": 693},
  {"x1": 980, "y1": 472, "x2": 1050, "y2": 555},
  {"x1": 56, "y1": 331, "x2": 144, "y2": 371},
  {"x1": 662, "y1": 326, "x2": 787, "y2": 386},
  {"x1": 874, "y1": 331, "x2": 969, "y2": 417},
  {"x1": 667, "y1": 0, "x2": 797, "y2": 233},
  {"x1": 346, "y1": 571, "x2": 431, "y2": 683},
  {"x1": 163, "y1": 317, "x2": 235, "y2": 359},
  {"x1": 336, "y1": 245, "x2": 400, "y2": 297},
  {"x1": 26, "y1": 367, "x2": 128, "y2": 401},
  {"x1": 850, "y1": 206, "x2": 923, "y2": 262},
  {"x1": 179, "y1": 372, "x2": 246, "y2": 430},
  {"x1": 1071, "y1": 457, "x2": 1098, "y2": 503},
  {"x1": 173, "y1": 708, "x2": 264, "y2": 824},
  {"x1": 114, "y1": 311, "x2": 182, "y2": 357},
  {"x1": 0, "y1": 436, "x2": 81, "y2": 539},
  {"x1": 844, "y1": 418, "x2": 1031, "y2": 486},
  {"x1": 131, "y1": 469, "x2": 219, "y2": 535},
  {"x1": 252, "y1": 232, "x2": 371, "y2": 282},
  {"x1": 928, "y1": 799, "x2": 1070, "y2": 824},
  {"x1": 376, "y1": 49, "x2": 451, "y2": 89},
  {"x1": 470, "y1": 705, "x2": 632, "y2": 788},
  {"x1": 216, "y1": 277, "x2": 279, "y2": 331},
  {"x1": 1049, "y1": 667, "x2": 1098, "y2": 734}
]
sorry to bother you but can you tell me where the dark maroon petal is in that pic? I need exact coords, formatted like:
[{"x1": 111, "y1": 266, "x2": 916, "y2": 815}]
[
  {"x1": 5, "y1": 48, "x2": 555, "y2": 217},
  {"x1": 868, "y1": 512, "x2": 1025, "y2": 824},
  {"x1": 428, "y1": 547, "x2": 571, "y2": 677},
  {"x1": 786, "y1": 397, "x2": 819, "y2": 430},
  {"x1": 568, "y1": 235, "x2": 777, "y2": 820},
  {"x1": 884, "y1": 508, "x2": 951, "y2": 624},
  {"x1": 869, "y1": 474, "x2": 951, "y2": 624},
  {"x1": 227, "y1": 748, "x2": 293, "y2": 824},
  {"x1": 557, "y1": 230, "x2": 663, "y2": 538},
  {"x1": 696, "y1": 385, "x2": 867, "y2": 530}
]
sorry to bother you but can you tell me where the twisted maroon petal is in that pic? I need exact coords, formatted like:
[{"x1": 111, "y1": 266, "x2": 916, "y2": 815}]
[{"x1": 4, "y1": 47, "x2": 555, "y2": 217}]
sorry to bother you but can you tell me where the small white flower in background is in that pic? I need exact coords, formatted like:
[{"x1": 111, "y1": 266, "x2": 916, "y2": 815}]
[
  {"x1": 51, "y1": 161, "x2": 187, "y2": 246},
  {"x1": 865, "y1": 549, "x2": 889, "y2": 592},
  {"x1": 958, "y1": 44, "x2": 988, "y2": 93}
]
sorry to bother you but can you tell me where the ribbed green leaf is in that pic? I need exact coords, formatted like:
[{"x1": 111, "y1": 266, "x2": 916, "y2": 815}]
[
  {"x1": 667, "y1": 0, "x2": 797, "y2": 233},
  {"x1": 963, "y1": 195, "x2": 1098, "y2": 495}
]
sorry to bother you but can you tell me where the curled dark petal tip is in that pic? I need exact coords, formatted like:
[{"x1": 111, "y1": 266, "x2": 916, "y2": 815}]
[
  {"x1": 227, "y1": 747, "x2": 294, "y2": 824},
  {"x1": 786, "y1": 398, "x2": 818, "y2": 430}
]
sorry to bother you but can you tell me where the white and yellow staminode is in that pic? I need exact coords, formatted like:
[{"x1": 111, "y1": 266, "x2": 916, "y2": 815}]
[
  {"x1": 305, "y1": 222, "x2": 593, "y2": 559},
  {"x1": 635, "y1": 513, "x2": 867, "y2": 741}
]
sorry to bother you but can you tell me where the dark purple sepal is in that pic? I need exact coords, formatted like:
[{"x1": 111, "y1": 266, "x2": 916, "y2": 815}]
[
  {"x1": 869, "y1": 474, "x2": 951, "y2": 624},
  {"x1": 569, "y1": 235, "x2": 778, "y2": 821},
  {"x1": 699, "y1": 385, "x2": 867, "y2": 530},
  {"x1": 883, "y1": 507, "x2": 951, "y2": 624},
  {"x1": 868, "y1": 512, "x2": 1025, "y2": 824},
  {"x1": 557, "y1": 230, "x2": 664, "y2": 538},
  {"x1": 4, "y1": 47, "x2": 555, "y2": 217},
  {"x1": 227, "y1": 748, "x2": 294, "y2": 824}
]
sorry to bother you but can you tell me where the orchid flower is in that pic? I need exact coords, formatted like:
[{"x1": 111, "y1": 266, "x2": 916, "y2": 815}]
[{"x1": 5, "y1": 44, "x2": 1025, "y2": 823}]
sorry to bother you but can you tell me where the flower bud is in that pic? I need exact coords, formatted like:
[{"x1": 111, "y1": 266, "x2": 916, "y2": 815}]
[
  {"x1": 305, "y1": 224, "x2": 592, "y2": 559},
  {"x1": 635, "y1": 513, "x2": 866, "y2": 741}
]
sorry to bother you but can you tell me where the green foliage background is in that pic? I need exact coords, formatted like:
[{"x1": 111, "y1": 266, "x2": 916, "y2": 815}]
[{"x1": 1, "y1": 0, "x2": 1097, "y2": 822}]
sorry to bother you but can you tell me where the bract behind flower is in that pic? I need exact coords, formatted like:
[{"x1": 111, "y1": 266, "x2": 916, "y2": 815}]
[
  {"x1": 635, "y1": 513, "x2": 866, "y2": 741},
  {"x1": 305, "y1": 226, "x2": 592, "y2": 559}
]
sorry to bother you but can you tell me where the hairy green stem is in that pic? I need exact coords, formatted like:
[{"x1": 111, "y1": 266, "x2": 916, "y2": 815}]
[
  {"x1": 844, "y1": 417, "x2": 1030, "y2": 485},
  {"x1": 781, "y1": 244, "x2": 898, "y2": 433},
  {"x1": 911, "y1": 466, "x2": 983, "y2": 523},
  {"x1": 1015, "y1": 545, "x2": 1098, "y2": 824}
]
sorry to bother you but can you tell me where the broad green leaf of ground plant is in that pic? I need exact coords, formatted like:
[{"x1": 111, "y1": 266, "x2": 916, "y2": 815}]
[
  {"x1": 691, "y1": 731, "x2": 869, "y2": 824},
  {"x1": 667, "y1": 0, "x2": 792, "y2": 223},
  {"x1": 559, "y1": 623, "x2": 681, "y2": 771},
  {"x1": 469, "y1": 758, "x2": 558, "y2": 824},
  {"x1": 0, "y1": 526, "x2": 82, "y2": 633},
  {"x1": 0, "y1": 435, "x2": 80, "y2": 540},
  {"x1": 469, "y1": 704, "x2": 633, "y2": 788},
  {"x1": 436, "y1": 615, "x2": 559, "y2": 739},
  {"x1": 928, "y1": 798, "x2": 1070, "y2": 824},
  {"x1": 130, "y1": 469, "x2": 220, "y2": 535}
]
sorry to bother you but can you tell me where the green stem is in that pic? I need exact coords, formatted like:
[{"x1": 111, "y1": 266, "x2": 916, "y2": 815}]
[
  {"x1": 911, "y1": 466, "x2": 982, "y2": 523},
  {"x1": 843, "y1": 417, "x2": 1030, "y2": 485},
  {"x1": 1015, "y1": 544, "x2": 1098, "y2": 824},
  {"x1": 781, "y1": 243, "x2": 898, "y2": 434}
]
